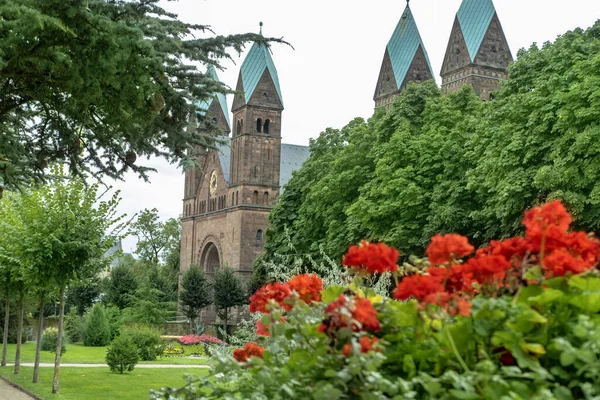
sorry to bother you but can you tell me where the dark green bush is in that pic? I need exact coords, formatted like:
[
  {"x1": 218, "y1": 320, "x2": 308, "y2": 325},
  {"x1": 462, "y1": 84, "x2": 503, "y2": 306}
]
[
  {"x1": 105, "y1": 306, "x2": 123, "y2": 340},
  {"x1": 122, "y1": 325, "x2": 164, "y2": 361},
  {"x1": 65, "y1": 308, "x2": 84, "y2": 343},
  {"x1": 83, "y1": 303, "x2": 111, "y2": 346},
  {"x1": 40, "y1": 327, "x2": 66, "y2": 354},
  {"x1": 106, "y1": 336, "x2": 139, "y2": 374}
]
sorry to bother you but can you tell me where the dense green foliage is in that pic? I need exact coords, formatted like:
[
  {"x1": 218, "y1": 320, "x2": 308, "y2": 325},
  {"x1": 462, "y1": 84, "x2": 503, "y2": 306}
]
[
  {"x1": 122, "y1": 326, "x2": 163, "y2": 361},
  {"x1": 83, "y1": 304, "x2": 111, "y2": 347},
  {"x1": 213, "y1": 267, "x2": 246, "y2": 337},
  {"x1": 64, "y1": 308, "x2": 84, "y2": 343},
  {"x1": 40, "y1": 327, "x2": 66, "y2": 355},
  {"x1": 179, "y1": 266, "x2": 212, "y2": 330},
  {"x1": 105, "y1": 264, "x2": 138, "y2": 309},
  {"x1": 105, "y1": 335, "x2": 139, "y2": 374},
  {"x1": 262, "y1": 21, "x2": 600, "y2": 269},
  {"x1": 0, "y1": 0, "x2": 284, "y2": 187}
]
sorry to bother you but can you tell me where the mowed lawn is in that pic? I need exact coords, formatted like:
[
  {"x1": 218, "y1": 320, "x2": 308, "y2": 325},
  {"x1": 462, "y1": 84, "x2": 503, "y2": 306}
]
[
  {"x1": 0, "y1": 366, "x2": 207, "y2": 400},
  {"x1": 2, "y1": 342, "x2": 209, "y2": 364}
]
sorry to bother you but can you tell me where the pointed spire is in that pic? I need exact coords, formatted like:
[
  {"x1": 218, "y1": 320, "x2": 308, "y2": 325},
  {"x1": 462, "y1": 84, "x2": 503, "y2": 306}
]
[
  {"x1": 385, "y1": 4, "x2": 432, "y2": 89},
  {"x1": 195, "y1": 66, "x2": 231, "y2": 131},
  {"x1": 259, "y1": 21, "x2": 263, "y2": 35},
  {"x1": 456, "y1": 0, "x2": 497, "y2": 61}
]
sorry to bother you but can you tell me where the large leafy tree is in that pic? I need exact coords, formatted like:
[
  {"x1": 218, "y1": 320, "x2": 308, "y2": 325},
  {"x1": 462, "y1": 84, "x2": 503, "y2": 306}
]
[
  {"x1": 0, "y1": 0, "x2": 284, "y2": 187},
  {"x1": 105, "y1": 263, "x2": 138, "y2": 309},
  {"x1": 213, "y1": 267, "x2": 246, "y2": 340},
  {"x1": 131, "y1": 208, "x2": 180, "y2": 264}
]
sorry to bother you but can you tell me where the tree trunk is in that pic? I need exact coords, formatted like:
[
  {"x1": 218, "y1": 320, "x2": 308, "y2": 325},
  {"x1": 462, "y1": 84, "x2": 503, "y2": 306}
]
[
  {"x1": 52, "y1": 286, "x2": 65, "y2": 394},
  {"x1": 223, "y1": 308, "x2": 228, "y2": 341},
  {"x1": 1, "y1": 295, "x2": 9, "y2": 367},
  {"x1": 33, "y1": 296, "x2": 45, "y2": 383},
  {"x1": 14, "y1": 290, "x2": 24, "y2": 375}
]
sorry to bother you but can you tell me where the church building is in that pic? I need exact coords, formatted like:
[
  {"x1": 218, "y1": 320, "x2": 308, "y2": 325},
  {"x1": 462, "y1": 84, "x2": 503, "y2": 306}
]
[{"x1": 179, "y1": 0, "x2": 512, "y2": 322}]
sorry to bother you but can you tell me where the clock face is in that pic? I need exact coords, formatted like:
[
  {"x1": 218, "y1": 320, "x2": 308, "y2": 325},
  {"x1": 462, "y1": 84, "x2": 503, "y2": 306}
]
[{"x1": 209, "y1": 170, "x2": 218, "y2": 195}]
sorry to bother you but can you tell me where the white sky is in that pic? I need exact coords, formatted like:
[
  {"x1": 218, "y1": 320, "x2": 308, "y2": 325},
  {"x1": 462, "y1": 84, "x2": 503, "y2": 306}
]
[{"x1": 112, "y1": 0, "x2": 600, "y2": 253}]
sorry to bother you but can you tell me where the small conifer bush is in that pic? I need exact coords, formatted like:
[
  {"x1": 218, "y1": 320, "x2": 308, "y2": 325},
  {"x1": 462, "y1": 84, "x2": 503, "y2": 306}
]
[
  {"x1": 106, "y1": 335, "x2": 139, "y2": 374},
  {"x1": 83, "y1": 303, "x2": 111, "y2": 346}
]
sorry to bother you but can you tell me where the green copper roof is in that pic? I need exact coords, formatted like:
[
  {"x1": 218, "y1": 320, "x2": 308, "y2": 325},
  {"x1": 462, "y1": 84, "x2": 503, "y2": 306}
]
[
  {"x1": 457, "y1": 0, "x2": 496, "y2": 61},
  {"x1": 386, "y1": 5, "x2": 432, "y2": 90},
  {"x1": 240, "y1": 42, "x2": 284, "y2": 106},
  {"x1": 195, "y1": 66, "x2": 231, "y2": 129}
]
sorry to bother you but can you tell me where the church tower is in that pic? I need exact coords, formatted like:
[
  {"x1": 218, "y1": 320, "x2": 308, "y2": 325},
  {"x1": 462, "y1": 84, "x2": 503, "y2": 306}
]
[
  {"x1": 441, "y1": 0, "x2": 513, "y2": 99},
  {"x1": 182, "y1": 66, "x2": 230, "y2": 218},
  {"x1": 374, "y1": 1, "x2": 433, "y2": 108},
  {"x1": 230, "y1": 23, "x2": 283, "y2": 208}
]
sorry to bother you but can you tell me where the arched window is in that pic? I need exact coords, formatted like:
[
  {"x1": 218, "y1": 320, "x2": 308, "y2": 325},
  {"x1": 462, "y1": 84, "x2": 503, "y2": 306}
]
[
  {"x1": 256, "y1": 118, "x2": 262, "y2": 133},
  {"x1": 253, "y1": 191, "x2": 259, "y2": 204},
  {"x1": 263, "y1": 119, "x2": 270, "y2": 134},
  {"x1": 236, "y1": 191, "x2": 239, "y2": 205},
  {"x1": 263, "y1": 191, "x2": 269, "y2": 205},
  {"x1": 236, "y1": 120, "x2": 241, "y2": 135},
  {"x1": 231, "y1": 193, "x2": 234, "y2": 206},
  {"x1": 256, "y1": 230, "x2": 263, "y2": 243}
]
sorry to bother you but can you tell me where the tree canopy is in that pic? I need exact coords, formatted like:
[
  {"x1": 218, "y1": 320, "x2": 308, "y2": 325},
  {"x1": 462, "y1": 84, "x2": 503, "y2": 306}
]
[
  {"x1": 260, "y1": 21, "x2": 600, "y2": 273},
  {"x1": 0, "y1": 0, "x2": 284, "y2": 188}
]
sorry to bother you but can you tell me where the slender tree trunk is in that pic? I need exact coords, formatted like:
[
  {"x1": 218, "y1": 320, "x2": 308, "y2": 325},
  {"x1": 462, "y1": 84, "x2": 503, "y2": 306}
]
[
  {"x1": 52, "y1": 286, "x2": 65, "y2": 394},
  {"x1": 13, "y1": 290, "x2": 24, "y2": 375},
  {"x1": 33, "y1": 296, "x2": 45, "y2": 383},
  {"x1": 1, "y1": 295, "x2": 9, "y2": 367}
]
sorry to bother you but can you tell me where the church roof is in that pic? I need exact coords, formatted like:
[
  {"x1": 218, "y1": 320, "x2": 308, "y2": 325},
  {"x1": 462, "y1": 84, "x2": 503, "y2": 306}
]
[
  {"x1": 456, "y1": 0, "x2": 497, "y2": 61},
  {"x1": 240, "y1": 42, "x2": 284, "y2": 106},
  {"x1": 386, "y1": 5, "x2": 433, "y2": 89},
  {"x1": 195, "y1": 66, "x2": 231, "y2": 129},
  {"x1": 215, "y1": 137, "x2": 309, "y2": 188}
]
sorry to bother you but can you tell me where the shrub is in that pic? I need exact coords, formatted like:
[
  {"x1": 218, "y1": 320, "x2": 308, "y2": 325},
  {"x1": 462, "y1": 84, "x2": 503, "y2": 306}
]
[
  {"x1": 177, "y1": 334, "x2": 226, "y2": 346},
  {"x1": 106, "y1": 336, "x2": 139, "y2": 374},
  {"x1": 122, "y1": 325, "x2": 164, "y2": 361},
  {"x1": 105, "y1": 306, "x2": 122, "y2": 340},
  {"x1": 40, "y1": 327, "x2": 66, "y2": 354},
  {"x1": 153, "y1": 201, "x2": 600, "y2": 399},
  {"x1": 83, "y1": 303, "x2": 111, "y2": 347},
  {"x1": 65, "y1": 308, "x2": 84, "y2": 343}
]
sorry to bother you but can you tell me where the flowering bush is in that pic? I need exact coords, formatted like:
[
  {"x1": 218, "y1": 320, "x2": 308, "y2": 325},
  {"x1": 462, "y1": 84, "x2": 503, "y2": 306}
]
[
  {"x1": 153, "y1": 201, "x2": 600, "y2": 399},
  {"x1": 177, "y1": 334, "x2": 227, "y2": 346}
]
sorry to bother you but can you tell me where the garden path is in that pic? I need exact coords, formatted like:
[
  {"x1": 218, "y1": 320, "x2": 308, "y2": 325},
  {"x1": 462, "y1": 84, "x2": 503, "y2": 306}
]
[
  {"x1": 0, "y1": 378, "x2": 36, "y2": 399},
  {"x1": 5, "y1": 363, "x2": 209, "y2": 368}
]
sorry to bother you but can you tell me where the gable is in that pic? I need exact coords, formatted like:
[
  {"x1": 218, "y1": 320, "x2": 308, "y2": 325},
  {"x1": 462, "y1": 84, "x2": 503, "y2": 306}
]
[
  {"x1": 231, "y1": 73, "x2": 246, "y2": 112},
  {"x1": 473, "y1": 13, "x2": 513, "y2": 69},
  {"x1": 456, "y1": 0, "x2": 496, "y2": 62},
  {"x1": 400, "y1": 45, "x2": 433, "y2": 89},
  {"x1": 441, "y1": 16, "x2": 472, "y2": 76},
  {"x1": 248, "y1": 69, "x2": 284, "y2": 109},
  {"x1": 195, "y1": 148, "x2": 228, "y2": 198},
  {"x1": 239, "y1": 43, "x2": 284, "y2": 106},
  {"x1": 374, "y1": 49, "x2": 398, "y2": 101}
]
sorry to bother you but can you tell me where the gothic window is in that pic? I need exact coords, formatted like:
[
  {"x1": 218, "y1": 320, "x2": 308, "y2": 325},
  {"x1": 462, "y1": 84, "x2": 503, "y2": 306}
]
[
  {"x1": 263, "y1": 119, "x2": 270, "y2": 134},
  {"x1": 236, "y1": 191, "x2": 239, "y2": 205},
  {"x1": 253, "y1": 191, "x2": 259, "y2": 204},
  {"x1": 231, "y1": 192, "x2": 234, "y2": 206},
  {"x1": 263, "y1": 192, "x2": 269, "y2": 205},
  {"x1": 256, "y1": 118, "x2": 262, "y2": 133}
]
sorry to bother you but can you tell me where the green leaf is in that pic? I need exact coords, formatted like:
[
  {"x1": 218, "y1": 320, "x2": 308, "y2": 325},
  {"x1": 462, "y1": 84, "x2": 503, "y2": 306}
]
[
  {"x1": 529, "y1": 288, "x2": 565, "y2": 305},
  {"x1": 449, "y1": 390, "x2": 480, "y2": 399},
  {"x1": 568, "y1": 275, "x2": 600, "y2": 291},
  {"x1": 570, "y1": 293, "x2": 600, "y2": 313},
  {"x1": 321, "y1": 286, "x2": 345, "y2": 303},
  {"x1": 559, "y1": 352, "x2": 575, "y2": 367}
]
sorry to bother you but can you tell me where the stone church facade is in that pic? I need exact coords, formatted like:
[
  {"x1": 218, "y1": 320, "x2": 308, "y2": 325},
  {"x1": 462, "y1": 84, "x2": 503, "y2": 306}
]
[{"x1": 180, "y1": 0, "x2": 512, "y2": 323}]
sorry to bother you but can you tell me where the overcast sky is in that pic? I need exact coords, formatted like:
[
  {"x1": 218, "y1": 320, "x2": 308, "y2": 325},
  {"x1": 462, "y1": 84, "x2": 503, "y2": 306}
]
[{"x1": 113, "y1": 0, "x2": 600, "y2": 253}]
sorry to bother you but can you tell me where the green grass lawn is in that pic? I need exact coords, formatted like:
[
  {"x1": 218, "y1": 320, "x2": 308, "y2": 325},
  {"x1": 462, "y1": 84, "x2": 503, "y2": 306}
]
[
  {"x1": 3, "y1": 342, "x2": 209, "y2": 365},
  {"x1": 0, "y1": 366, "x2": 207, "y2": 399}
]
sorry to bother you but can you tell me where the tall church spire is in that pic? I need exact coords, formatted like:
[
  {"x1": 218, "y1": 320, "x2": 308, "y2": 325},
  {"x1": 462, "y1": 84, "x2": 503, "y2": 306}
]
[
  {"x1": 441, "y1": 0, "x2": 513, "y2": 99},
  {"x1": 374, "y1": 2, "x2": 433, "y2": 108}
]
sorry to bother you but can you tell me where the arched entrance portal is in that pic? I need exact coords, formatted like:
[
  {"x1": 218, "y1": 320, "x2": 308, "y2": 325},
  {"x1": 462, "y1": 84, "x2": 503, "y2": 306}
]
[{"x1": 200, "y1": 242, "x2": 221, "y2": 274}]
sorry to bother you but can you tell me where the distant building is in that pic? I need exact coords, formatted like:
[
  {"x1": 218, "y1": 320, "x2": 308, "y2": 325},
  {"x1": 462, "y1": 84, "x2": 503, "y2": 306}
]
[{"x1": 180, "y1": 0, "x2": 512, "y2": 324}]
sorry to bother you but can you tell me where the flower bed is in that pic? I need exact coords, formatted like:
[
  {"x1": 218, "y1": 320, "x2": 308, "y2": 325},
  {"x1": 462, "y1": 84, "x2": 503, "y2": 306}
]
[
  {"x1": 160, "y1": 334, "x2": 227, "y2": 358},
  {"x1": 154, "y1": 201, "x2": 600, "y2": 399}
]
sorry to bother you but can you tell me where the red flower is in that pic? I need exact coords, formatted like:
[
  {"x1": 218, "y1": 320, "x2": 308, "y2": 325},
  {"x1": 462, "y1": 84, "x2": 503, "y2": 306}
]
[
  {"x1": 288, "y1": 274, "x2": 323, "y2": 303},
  {"x1": 464, "y1": 255, "x2": 512, "y2": 286},
  {"x1": 232, "y1": 342, "x2": 265, "y2": 363},
  {"x1": 523, "y1": 200, "x2": 571, "y2": 238},
  {"x1": 256, "y1": 320, "x2": 270, "y2": 337},
  {"x1": 476, "y1": 237, "x2": 528, "y2": 265},
  {"x1": 542, "y1": 248, "x2": 594, "y2": 277},
  {"x1": 249, "y1": 282, "x2": 292, "y2": 313},
  {"x1": 393, "y1": 273, "x2": 445, "y2": 301},
  {"x1": 319, "y1": 295, "x2": 380, "y2": 334},
  {"x1": 342, "y1": 336, "x2": 380, "y2": 356},
  {"x1": 426, "y1": 234, "x2": 474, "y2": 265},
  {"x1": 342, "y1": 241, "x2": 400, "y2": 274}
]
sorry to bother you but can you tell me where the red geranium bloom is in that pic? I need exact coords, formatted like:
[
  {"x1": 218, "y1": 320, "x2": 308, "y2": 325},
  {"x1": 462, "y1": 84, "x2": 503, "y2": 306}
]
[
  {"x1": 393, "y1": 273, "x2": 445, "y2": 301},
  {"x1": 426, "y1": 234, "x2": 474, "y2": 265},
  {"x1": 233, "y1": 342, "x2": 265, "y2": 363},
  {"x1": 256, "y1": 320, "x2": 270, "y2": 337},
  {"x1": 319, "y1": 295, "x2": 380, "y2": 334},
  {"x1": 249, "y1": 282, "x2": 292, "y2": 313},
  {"x1": 476, "y1": 237, "x2": 528, "y2": 265},
  {"x1": 342, "y1": 241, "x2": 400, "y2": 274},
  {"x1": 342, "y1": 336, "x2": 380, "y2": 356},
  {"x1": 523, "y1": 200, "x2": 571, "y2": 238},
  {"x1": 464, "y1": 255, "x2": 512, "y2": 286},
  {"x1": 288, "y1": 274, "x2": 323, "y2": 303},
  {"x1": 543, "y1": 248, "x2": 594, "y2": 277}
]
